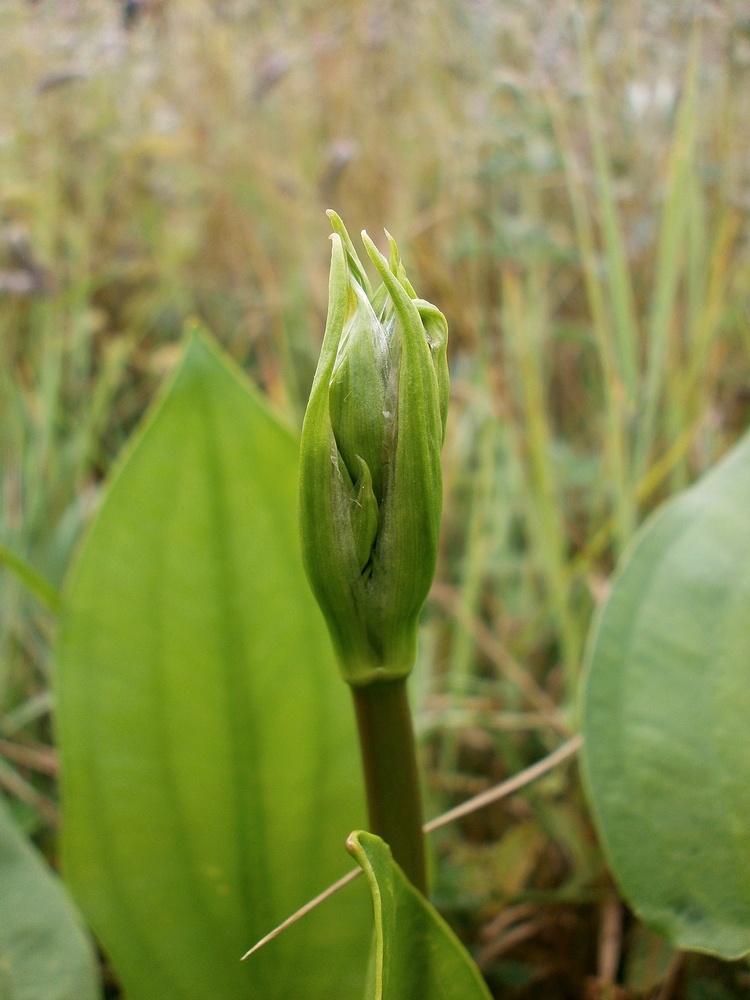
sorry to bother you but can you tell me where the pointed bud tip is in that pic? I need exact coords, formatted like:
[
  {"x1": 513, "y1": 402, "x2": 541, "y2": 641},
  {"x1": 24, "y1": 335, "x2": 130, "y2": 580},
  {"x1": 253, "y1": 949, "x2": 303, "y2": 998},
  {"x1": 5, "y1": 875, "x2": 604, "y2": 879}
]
[{"x1": 361, "y1": 229, "x2": 386, "y2": 264}]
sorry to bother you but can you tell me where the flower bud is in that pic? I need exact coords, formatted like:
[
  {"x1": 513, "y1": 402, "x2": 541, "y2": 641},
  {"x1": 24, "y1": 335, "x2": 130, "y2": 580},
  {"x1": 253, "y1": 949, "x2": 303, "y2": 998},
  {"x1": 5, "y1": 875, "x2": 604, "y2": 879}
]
[{"x1": 298, "y1": 212, "x2": 449, "y2": 686}]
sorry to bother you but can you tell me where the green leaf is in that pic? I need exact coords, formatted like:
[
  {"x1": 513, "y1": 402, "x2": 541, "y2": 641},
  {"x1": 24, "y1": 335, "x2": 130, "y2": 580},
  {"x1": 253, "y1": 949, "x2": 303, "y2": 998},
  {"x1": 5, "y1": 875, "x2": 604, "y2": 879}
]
[
  {"x1": 582, "y1": 429, "x2": 750, "y2": 958},
  {"x1": 56, "y1": 329, "x2": 370, "y2": 1000},
  {"x1": 347, "y1": 831, "x2": 492, "y2": 1000},
  {"x1": 0, "y1": 794, "x2": 101, "y2": 1000}
]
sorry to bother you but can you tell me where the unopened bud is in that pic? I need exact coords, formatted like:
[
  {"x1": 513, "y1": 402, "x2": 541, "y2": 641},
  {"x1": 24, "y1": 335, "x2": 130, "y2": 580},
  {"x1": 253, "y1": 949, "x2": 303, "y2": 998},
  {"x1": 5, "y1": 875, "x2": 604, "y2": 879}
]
[{"x1": 298, "y1": 212, "x2": 449, "y2": 686}]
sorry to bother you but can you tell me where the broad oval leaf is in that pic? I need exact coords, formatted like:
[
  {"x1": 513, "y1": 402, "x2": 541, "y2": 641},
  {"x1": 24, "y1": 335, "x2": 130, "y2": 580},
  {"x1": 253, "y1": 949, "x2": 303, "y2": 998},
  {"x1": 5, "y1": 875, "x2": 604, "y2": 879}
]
[
  {"x1": 56, "y1": 329, "x2": 370, "y2": 999},
  {"x1": 347, "y1": 830, "x2": 492, "y2": 1000},
  {"x1": 582, "y1": 429, "x2": 750, "y2": 958},
  {"x1": 0, "y1": 794, "x2": 101, "y2": 1000}
]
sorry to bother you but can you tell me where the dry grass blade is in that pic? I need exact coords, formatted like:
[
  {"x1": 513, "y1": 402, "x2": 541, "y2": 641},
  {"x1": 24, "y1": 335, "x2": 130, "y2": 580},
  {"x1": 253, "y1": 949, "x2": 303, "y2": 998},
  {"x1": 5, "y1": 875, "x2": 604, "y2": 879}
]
[
  {"x1": 416, "y1": 702, "x2": 567, "y2": 737},
  {"x1": 597, "y1": 898, "x2": 623, "y2": 985},
  {"x1": 241, "y1": 735, "x2": 583, "y2": 960},
  {"x1": 422, "y1": 734, "x2": 583, "y2": 832},
  {"x1": 657, "y1": 951, "x2": 684, "y2": 1000},
  {"x1": 476, "y1": 916, "x2": 549, "y2": 971},
  {"x1": 0, "y1": 738, "x2": 58, "y2": 776},
  {"x1": 480, "y1": 902, "x2": 539, "y2": 943},
  {"x1": 0, "y1": 757, "x2": 58, "y2": 827},
  {"x1": 429, "y1": 583, "x2": 565, "y2": 725},
  {"x1": 240, "y1": 867, "x2": 363, "y2": 961}
]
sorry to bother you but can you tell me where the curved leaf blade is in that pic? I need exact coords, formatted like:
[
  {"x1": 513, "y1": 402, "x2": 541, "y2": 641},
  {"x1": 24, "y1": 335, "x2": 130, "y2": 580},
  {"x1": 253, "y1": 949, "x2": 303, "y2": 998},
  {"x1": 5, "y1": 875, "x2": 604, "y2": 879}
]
[
  {"x1": 0, "y1": 795, "x2": 101, "y2": 1000},
  {"x1": 582, "y1": 430, "x2": 750, "y2": 958},
  {"x1": 347, "y1": 830, "x2": 492, "y2": 1000},
  {"x1": 56, "y1": 330, "x2": 370, "y2": 999}
]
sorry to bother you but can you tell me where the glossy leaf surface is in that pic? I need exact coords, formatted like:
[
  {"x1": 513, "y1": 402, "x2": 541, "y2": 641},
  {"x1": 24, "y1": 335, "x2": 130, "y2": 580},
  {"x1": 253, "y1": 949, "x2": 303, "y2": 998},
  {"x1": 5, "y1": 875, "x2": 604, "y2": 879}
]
[
  {"x1": 582, "y1": 430, "x2": 750, "y2": 958},
  {"x1": 56, "y1": 330, "x2": 370, "y2": 999},
  {"x1": 0, "y1": 795, "x2": 101, "y2": 1000},
  {"x1": 347, "y1": 830, "x2": 492, "y2": 1000}
]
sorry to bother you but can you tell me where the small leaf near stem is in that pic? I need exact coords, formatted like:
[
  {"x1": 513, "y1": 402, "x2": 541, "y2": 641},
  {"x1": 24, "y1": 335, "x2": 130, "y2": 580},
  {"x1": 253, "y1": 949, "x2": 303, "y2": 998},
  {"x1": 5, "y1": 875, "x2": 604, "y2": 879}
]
[{"x1": 241, "y1": 734, "x2": 583, "y2": 961}]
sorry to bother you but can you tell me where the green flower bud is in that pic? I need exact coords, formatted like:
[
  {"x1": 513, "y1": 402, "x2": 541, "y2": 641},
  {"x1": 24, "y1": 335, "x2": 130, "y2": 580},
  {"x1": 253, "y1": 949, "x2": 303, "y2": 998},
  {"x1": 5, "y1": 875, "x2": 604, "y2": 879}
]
[{"x1": 299, "y1": 211, "x2": 449, "y2": 687}]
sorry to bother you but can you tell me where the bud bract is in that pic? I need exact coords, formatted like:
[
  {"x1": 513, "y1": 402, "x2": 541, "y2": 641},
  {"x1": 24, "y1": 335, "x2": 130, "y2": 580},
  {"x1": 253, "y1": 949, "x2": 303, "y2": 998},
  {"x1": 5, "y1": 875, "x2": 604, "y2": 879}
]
[{"x1": 298, "y1": 211, "x2": 449, "y2": 686}]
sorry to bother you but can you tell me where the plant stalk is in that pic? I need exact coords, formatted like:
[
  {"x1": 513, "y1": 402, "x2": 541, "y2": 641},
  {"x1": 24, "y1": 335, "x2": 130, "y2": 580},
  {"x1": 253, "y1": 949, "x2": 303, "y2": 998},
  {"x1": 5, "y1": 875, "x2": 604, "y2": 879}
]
[{"x1": 352, "y1": 678, "x2": 427, "y2": 895}]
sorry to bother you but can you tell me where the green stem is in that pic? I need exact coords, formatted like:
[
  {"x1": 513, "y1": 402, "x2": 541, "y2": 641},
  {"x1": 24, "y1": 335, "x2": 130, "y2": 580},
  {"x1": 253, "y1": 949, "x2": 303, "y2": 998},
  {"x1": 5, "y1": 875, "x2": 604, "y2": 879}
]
[{"x1": 352, "y1": 678, "x2": 427, "y2": 895}]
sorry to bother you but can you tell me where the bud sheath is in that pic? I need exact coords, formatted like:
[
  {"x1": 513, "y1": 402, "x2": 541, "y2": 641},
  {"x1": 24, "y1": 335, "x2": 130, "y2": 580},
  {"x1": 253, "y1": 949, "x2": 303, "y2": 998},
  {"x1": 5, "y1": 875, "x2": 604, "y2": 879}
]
[{"x1": 299, "y1": 214, "x2": 449, "y2": 687}]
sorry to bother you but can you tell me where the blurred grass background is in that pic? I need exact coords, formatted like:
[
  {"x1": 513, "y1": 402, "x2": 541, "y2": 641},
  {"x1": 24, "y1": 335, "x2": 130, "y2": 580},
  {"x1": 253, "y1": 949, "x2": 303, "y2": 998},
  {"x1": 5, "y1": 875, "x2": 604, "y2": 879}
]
[{"x1": 2, "y1": 0, "x2": 750, "y2": 996}]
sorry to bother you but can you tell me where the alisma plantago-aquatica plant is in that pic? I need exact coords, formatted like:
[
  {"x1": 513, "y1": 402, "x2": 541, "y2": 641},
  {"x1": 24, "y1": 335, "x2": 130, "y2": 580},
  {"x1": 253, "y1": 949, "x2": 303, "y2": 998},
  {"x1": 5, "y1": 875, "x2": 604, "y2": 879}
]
[{"x1": 298, "y1": 212, "x2": 449, "y2": 893}]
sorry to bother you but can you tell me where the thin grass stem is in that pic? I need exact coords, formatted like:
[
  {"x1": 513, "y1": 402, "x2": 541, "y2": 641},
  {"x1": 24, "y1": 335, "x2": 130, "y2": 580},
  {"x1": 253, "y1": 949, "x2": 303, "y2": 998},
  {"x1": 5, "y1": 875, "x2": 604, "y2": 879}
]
[{"x1": 0, "y1": 541, "x2": 62, "y2": 614}]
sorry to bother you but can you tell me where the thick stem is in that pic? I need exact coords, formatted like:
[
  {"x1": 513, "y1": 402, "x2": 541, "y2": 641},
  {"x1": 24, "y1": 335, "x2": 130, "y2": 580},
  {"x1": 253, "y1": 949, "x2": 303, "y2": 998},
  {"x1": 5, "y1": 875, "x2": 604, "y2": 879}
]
[{"x1": 352, "y1": 678, "x2": 427, "y2": 895}]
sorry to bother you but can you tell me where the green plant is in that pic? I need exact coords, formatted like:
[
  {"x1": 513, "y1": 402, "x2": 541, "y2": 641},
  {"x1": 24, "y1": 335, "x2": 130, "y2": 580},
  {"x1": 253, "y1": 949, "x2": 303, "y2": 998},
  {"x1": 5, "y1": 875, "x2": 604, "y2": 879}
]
[
  {"x1": 45, "y1": 317, "x2": 498, "y2": 999},
  {"x1": 0, "y1": 792, "x2": 100, "y2": 1000},
  {"x1": 299, "y1": 216, "x2": 448, "y2": 690},
  {"x1": 3, "y1": 315, "x2": 747, "y2": 998},
  {"x1": 298, "y1": 216, "x2": 449, "y2": 893},
  {"x1": 2, "y1": 4, "x2": 750, "y2": 995},
  {"x1": 582, "y1": 429, "x2": 750, "y2": 959}
]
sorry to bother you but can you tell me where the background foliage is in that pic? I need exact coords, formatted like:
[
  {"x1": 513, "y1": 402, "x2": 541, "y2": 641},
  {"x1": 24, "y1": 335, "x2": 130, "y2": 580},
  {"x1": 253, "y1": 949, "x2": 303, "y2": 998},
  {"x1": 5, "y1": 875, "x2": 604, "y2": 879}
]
[{"x1": 1, "y1": 0, "x2": 750, "y2": 996}]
